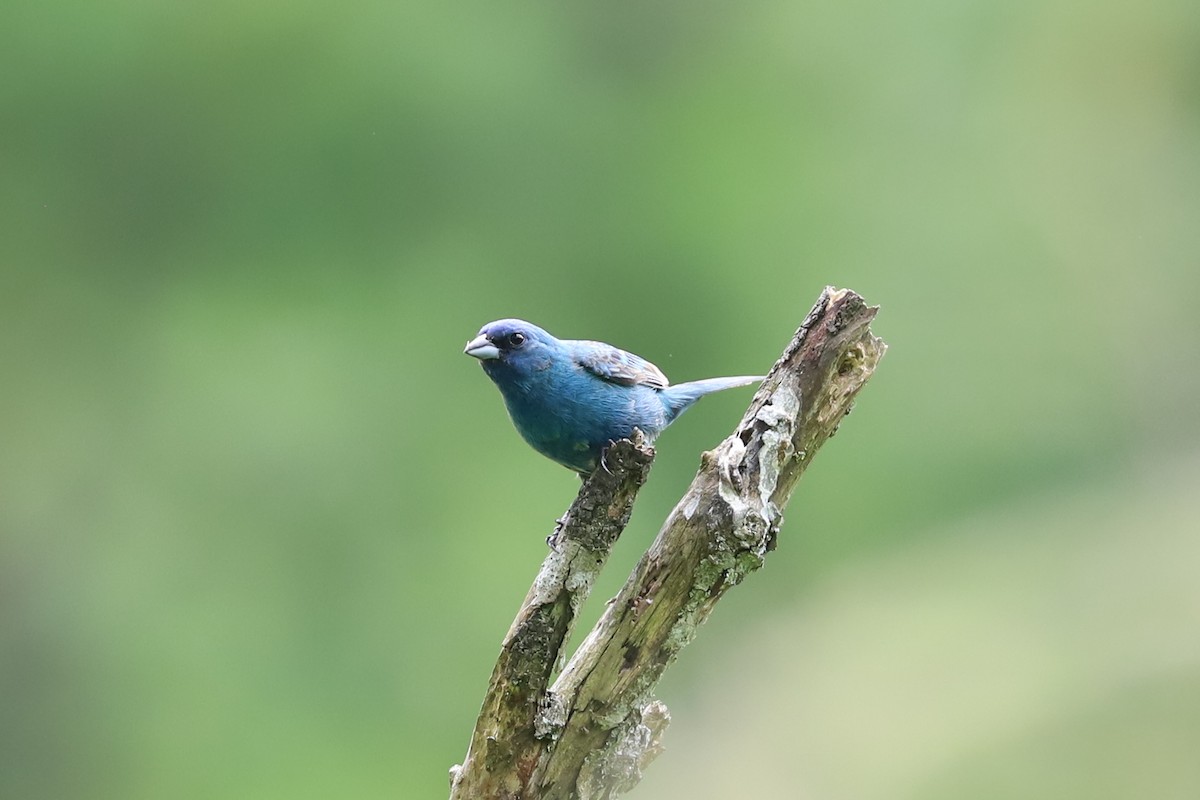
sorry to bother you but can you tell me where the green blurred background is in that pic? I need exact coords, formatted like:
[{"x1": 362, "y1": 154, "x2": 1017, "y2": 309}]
[{"x1": 3, "y1": 0, "x2": 1198, "y2": 797}]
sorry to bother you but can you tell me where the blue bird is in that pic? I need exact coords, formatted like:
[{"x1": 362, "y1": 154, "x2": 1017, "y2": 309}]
[{"x1": 464, "y1": 319, "x2": 762, "y2": 474}]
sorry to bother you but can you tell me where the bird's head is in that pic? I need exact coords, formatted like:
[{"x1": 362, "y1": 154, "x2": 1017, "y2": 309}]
[{"x1": 464, "y1": 319, "x2": 556, "y2": 379}]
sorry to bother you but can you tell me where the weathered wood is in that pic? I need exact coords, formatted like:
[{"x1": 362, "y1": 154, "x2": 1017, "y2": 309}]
[{"x1": 449, "y1": 436, "x2": 656, "y2": 800}]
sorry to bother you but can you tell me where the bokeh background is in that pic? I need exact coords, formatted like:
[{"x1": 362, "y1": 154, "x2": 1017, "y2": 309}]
[{"x1": 3, "y1": 0, "x2": 1198, "y2": 797}]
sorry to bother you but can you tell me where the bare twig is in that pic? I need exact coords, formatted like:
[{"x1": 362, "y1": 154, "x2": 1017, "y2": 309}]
[{"x1": 450, "y1": 287, "x2": 887, "y2": 799}]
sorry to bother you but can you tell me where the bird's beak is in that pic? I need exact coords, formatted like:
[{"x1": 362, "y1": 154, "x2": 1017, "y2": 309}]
[{"x1": 464, "y1": 334, "x2": 500, "y2": 360}]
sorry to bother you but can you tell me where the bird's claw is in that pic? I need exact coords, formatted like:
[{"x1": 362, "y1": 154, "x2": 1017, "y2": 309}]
[
  {"x1": 547, "y1": 514, "x2": 570, "y2": 548},
  {"x1": 599, "y1": 442, "x2": 617, "y2": 475}
]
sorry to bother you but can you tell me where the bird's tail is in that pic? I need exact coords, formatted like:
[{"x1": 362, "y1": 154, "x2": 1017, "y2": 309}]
[{"x1": 660, "y1": 375, "x2": 764, "y2": 421}]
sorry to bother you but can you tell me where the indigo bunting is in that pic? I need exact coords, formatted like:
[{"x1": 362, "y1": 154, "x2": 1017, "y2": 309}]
[{"x1": 464, "y1": 319, "x2": 762, "y2": 473}]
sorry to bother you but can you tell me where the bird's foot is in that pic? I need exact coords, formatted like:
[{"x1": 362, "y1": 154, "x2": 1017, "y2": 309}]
[
  {"x1": 547, "y1": 513, "x2": 570, "y2": 548},
  {"x1": 598, "y1": 444, "x2": 616, "y2": 475}
]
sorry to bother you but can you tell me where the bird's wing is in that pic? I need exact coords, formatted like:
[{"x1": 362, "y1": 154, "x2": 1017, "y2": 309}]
[{"x1": 570, "y1": 340, "x2": 670, "y2": 389}]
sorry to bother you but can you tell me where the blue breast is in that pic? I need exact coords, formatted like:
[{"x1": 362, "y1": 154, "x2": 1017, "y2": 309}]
[{"x1": 485, "y1": 359, "x2": 668, "y2": 473}]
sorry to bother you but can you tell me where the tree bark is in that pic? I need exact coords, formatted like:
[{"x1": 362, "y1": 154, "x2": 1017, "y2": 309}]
[
  {"x1": 448, "y1": 437, "x2": 656, "y2": 799},
  {"x1": 450, "y1": 287, "x2": 887, "y2": 799}
]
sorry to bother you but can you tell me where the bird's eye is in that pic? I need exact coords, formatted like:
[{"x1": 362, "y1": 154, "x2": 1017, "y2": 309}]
[{"x1": 508, "y1": 332, "x2": 526, "y2": 347}]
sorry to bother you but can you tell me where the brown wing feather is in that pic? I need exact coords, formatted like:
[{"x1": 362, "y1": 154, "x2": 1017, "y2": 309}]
[{"x1": 569, "y1": 339, "x2": 670, "y2": 389}]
